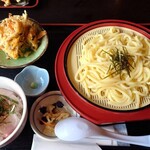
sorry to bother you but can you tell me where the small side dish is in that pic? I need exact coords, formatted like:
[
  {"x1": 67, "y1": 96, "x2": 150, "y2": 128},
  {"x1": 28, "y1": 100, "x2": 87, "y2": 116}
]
[
  {"x1": 14, "y1": 65, "x2": 49, "y2": 97},
  {"x1": 1, "y1": 0, "x2": 20, "y2": 6},
  {"x1": 39, "y1": 101, "x2": 70, "y2": 136},
  {"x1": 30, "y1": 91, "x2": 79, "y2": 140},
  {"x1": 0, "y1": 0, "x2": 28, "y2": 6},
  {"x1": 0, "y1": 10, "x2": 46, "y2": 60}
]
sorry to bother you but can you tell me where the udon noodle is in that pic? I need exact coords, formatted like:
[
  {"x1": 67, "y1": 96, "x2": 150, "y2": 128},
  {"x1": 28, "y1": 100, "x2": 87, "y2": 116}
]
[{"x1": 75, "y1": 27, "x2": 150, "y2": 108}]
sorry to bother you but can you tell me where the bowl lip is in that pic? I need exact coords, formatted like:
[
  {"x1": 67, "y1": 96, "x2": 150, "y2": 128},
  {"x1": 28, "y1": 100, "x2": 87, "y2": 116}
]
[
  {"x1": 14, "y1": 65, "x2": 50, "y2": 97},
  {"x1": 30, "y1": 90, "x2": 80, "y2": 141},
  {"x1": 0, "y1": 76, "x2": 27, "y2": 146}
]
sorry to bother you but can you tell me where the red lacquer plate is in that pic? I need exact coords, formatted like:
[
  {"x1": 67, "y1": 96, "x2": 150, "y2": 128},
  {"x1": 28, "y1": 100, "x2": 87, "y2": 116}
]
[
  {"x1": 55, "y1": 20, "x2": 150, "y2": 124},
  {"x1": 0, "y1": 0, "x2": 38, "y2": 8}
]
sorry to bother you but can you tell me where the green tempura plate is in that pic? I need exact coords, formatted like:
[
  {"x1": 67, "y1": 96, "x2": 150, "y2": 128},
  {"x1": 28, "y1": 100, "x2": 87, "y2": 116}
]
[{"x1": 0, "y1": 19, "x2": 48, "y2": 69}]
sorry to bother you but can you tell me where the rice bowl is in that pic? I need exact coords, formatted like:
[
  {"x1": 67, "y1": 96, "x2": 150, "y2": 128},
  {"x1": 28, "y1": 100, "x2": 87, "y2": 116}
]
[{"x1": 0, "y1": 76, "x2": 27, "y2": 148}]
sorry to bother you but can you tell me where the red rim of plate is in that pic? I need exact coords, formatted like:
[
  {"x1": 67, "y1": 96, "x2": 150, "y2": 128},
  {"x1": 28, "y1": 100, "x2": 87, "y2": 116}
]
[{"x1": 55, "y1": 19, "x2": 150, "y2": 124}]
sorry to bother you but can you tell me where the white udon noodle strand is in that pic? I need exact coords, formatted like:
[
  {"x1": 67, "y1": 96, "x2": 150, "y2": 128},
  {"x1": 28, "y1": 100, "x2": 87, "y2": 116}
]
[{"x1": 75, "y1": 27, "x2": 150, "y2": 108}]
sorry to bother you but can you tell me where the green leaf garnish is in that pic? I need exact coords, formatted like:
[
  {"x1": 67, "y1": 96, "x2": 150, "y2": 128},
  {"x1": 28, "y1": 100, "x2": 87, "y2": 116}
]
[
  {"x1": 0, "y1": 94, "x2": 19, "y2": 123},
  {"x1": 103, "y1": 47, "x2": 135, "y2": 79}
]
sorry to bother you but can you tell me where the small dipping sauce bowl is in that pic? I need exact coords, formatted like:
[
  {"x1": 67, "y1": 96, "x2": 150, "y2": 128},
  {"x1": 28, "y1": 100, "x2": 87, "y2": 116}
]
[{"x1": 14, "y1": 65, "x2": 49, "y2": 97}]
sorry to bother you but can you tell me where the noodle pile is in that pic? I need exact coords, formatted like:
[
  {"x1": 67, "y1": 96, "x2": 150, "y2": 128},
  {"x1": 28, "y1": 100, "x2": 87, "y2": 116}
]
[{"x1": 75, "y1": 27, "x2": 150, "y2": 108}]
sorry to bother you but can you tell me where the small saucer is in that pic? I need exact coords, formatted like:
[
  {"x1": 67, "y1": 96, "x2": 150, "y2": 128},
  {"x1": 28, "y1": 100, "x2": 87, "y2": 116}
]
[
  {"x1": 14, "y1": 65, "x2": 49, "y2": 97},
  {"x1": 30, "y1": 91, "x2": 80, "y2": 141}
]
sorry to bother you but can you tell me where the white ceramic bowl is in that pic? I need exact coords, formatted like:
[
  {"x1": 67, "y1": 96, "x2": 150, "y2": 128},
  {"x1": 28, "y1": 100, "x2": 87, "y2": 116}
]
[
  {"x1": 30, "y1": 91, "x2": 80, "y2": 141},
  {"x1": 14, "y1": 65, "x2": 49, "y2": 97},
  {"x1": 0, "y1": 76, "x2": 27, "y2": 148}
]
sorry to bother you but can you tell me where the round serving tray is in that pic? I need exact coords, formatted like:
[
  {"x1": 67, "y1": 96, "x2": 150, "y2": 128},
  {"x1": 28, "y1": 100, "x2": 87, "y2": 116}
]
[{"x1": 55, "y1": 20, "x2": 150, "y2": 124}]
